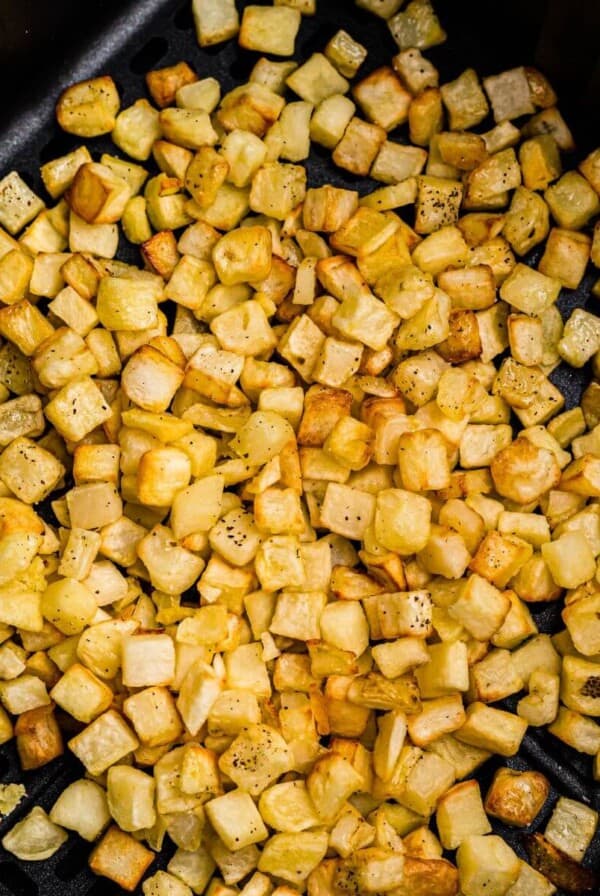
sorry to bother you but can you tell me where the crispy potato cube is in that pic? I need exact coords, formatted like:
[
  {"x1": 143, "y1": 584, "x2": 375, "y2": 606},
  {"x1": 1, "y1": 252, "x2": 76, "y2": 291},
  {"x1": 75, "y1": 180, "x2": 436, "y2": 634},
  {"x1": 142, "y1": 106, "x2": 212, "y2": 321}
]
[
  {"x1": 250, "y1": 58, "x2": 298, "y2": 95},
  {"x1": 457, "y1": 703, "x2": 527, "y2": 757},
  {"x1": 240, "y1": 5, "x2": 301, "y2": 56},
  {"x1": 542, "y1": 531, "x2": 595, "y2": 589},
  {"x1": 89, "y1": 825, "x2": 154, "y2": 892},
  {"x1": 319, "y1": 482, "x2": 376, "y2": 540},
  {"x1": 219, "y1": 724, "x2": 292, "y2": 795},
  {"x1": 457, "y1": 835, "x2": 520, "y2": 896},
  {"x1": 545, "y1": 170, "x2": 600, "y2": 230},
  {"x1": 50, "y1": 661, "x2": 113, "y2": 723},
  {"x1": 543, "y1": 797, "x2": 597, "y2": 862},
  {"x1": 491, "y1": 437, "x2": 560, "y2": 504},
  {"x1": 41, "y1": 577, "x2": 97, "y2": 635},
  {"x1": 483, "y1": 67, "x2": 535, "y2": 122},
  {"x1": 310, "y1": 94, "x2": 356, "y2": 150},
  {"x1": 388, "y1": 0, "x2": 446, "y2": 51},
  {"x1": 519, "y1": 134, "x2": 562, "y2": 192},
  {"x1": 485, "y1": 767, "x2": 550, "y2": 828},
  {"x1": 192, "y1": 0, "x2": 239, "y2": 46},
  {"x1": 304, "y1": 187, "x2": 358, "y2": 233},
  {"x1": 538, "y1": 227, "x2": 590, "y2": 289},
  {"x1": 354, "y1": 67, "x2": 412, "y2": 132},
  {"x1": 66, "y1": 162, "x2": 130, "y2": 225},
  {"x1": 15, "y1": 703, "x2": 63, "y2": 771},
  {"x1": 146, "y1": 61, "x2": 197, "y2": 108},
  {"x1": 449, "y1": 574, "x2": 510, "y2": 641},
  {"x1": 436, "y1": 780, "x2": 491, "y2": 850},
  {"x1": 503, "y1": 187, "x2": 550, "y2": 256},
  {"x1": 213, "y1": 226, "x2": 271, "y2": 286},
  {"x1": 122, "y1": 686, "x2": 182, "y2": 747},
  {"x1": 415, "y1": 176, "x2": 463, "y2": 235},
  {"x1": 0, "y1": 437, "x2": 64, "y2": 504},
  {"x1": 218, "y1": 83, "x2": 285, "y2": 138},
  {"x1": 96, "y1": 272, "x2": 161, "y2": 331},
  {"x1": 325, "y1": 30, "x2": 367, "y2": 79},
  {"x1": 137, "y1": 447, "x2": 192, "y2": 506},
  {"x1": 69, "y1": 709, "x2": 138, "y2": 775},
  {"x1": 2, "y1": 806, "x2": 67, "y2": 861},
  {"x1": 548, "y1": 706, "x2": 600, "y2": 755},
  {"x1": 407, "y1": 694, "x2": 466, "y2": 747},
  {"x1": 112, "y1": 102, "x2": 161, "y2": 162},
  {"x1": 0, "y1": 299, "x2": 54, "y2": 357},
  {"x1": 441, "y1": 68, "x2": 489, "y2": 130},
  {"x1": 122, "y1": 345, "x2": 184, "y2": 413},
  {"x1": 159, "y1": 108, "x2": 218, "y2": 151},
  {"x1": 107, "y1": 764, "x2": 156, "y2": 832},
  {"x1": 307, "y1": 752, "x2": 364, "y2": 823},
  {"x1": 560, "y1": 654, "x2": 600, "y2": 716},
  {"x1": 258, "y1": 781, "x2": 320, "y2": 833},
  {"x1": 40, "y1": 145, "x2": 92, "y2": 199},
  {"x1": 206, "y1": 790, "x2": 267, "y2": 853},
  {"x1": 122, "y1": 633, "x2": 175, "y2": 688},
  {"x1": 398, "y1": 429, "x2": 450, "y2": 491},
  {"x1": 50, "y1": 779, "x2": 110, "y2": 842},
  {"x1": 259, "y1": 832, "x2": 328, "y2": 885},
  {"x1": 333, "y1": 291, "x2": 399, "y2": 352},
  {"x1": 409, "y1": 86, "x2": 443, "y2": 146},
  {"x1": 287, "y1": 53, "x2": 349, "y2": 105},
  {"x1": 56, "y1": 75, "x2": 120, "y2": 137},
  {"x1": 44, "y1": 375, "x2": 111, "y2": 442},
  {"x1": 250, "y1": 162, "x2": 306, "y2": 220},
  {"x1": 332, "y1": 117, "x2": 387, "y2": 177}
]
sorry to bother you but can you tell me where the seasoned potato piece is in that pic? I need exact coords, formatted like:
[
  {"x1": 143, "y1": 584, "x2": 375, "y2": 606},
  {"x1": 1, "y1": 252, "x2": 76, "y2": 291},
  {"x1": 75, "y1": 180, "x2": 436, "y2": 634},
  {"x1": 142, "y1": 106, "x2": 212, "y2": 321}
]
[
  {"x1": 56, "y1": 76, "x2": 120, "y2": 137},
  {"x1": 89, "y1": 825, "x2": 154, "y2": 892},
  {"x1": 485, "y1": 767, "x2": 550, "y2": 827}
]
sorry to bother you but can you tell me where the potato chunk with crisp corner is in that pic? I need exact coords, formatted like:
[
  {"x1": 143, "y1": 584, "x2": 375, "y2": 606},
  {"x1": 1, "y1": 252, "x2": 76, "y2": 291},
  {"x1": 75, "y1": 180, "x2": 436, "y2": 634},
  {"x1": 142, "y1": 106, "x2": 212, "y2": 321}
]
[
  {"x1": 50, "y1": 779, "x2": 110, "y2": 842},
  {"x1": 332, "y1": 117, "x2": 387, "y2": 177},
  {"x1": 259, "y1": 831, "x2": 329, "y2": 885},
  {"x1": 89, "y1": 825, "x2": 154, "y2": 892},
  {"x1": 2, "y1": 806, "x2": 68, "y2": 862},
  {"x1": 0, "y1": 437, "x2": 64, "y2": 504},
  {"x1": 457, "y1": 834, "x2": 521, "y2": 896},
  {"x1": 206, "y1": 789, "x2": 268, "y2": 851},
  {"x1": 483, "y1": 67, "x2": 535, "y2": 122},
  {"x1": 544, "y1": 796, "x2": 598, "y2": 862},
  {"x1": 388, "y1": 0, "x2": 447, "y2": 51},
  {"x1": 441, "y1": 68, "x2": 489, "y2": 130},
  {"x1": 545, "y1": 171, "x2": 600, "y2": 230},
  {"x1": 66, "y1": 162, "x2": 131, "y2": 225},
  {"x1": 240, "y1": 6, "x2": 301, "y2": 57},
  {"x1": 192, "y1": 0, "x2": 239, "y2": 47},
  {"x1": 56, "y1": 76, "x2": 120, "y2": 137},
  {"x1": 69, "y1": 709, "x2": 139, "y2": 776},
  {"x1": 219, "y1": 724, "x2": 292, "y2": 795},
  {"x1": 146, "y1": 61, "x2": 197, "y2": 108},
  {"x1": 44, "y1": 375, "x2": 111, "y2": 442},
  {"x1": 0, "y1": 172, "x2": 45, "y2": 235},
  {"x1": 250, "y1": 162, "x2": 306, "y2": 220},
  {"x1": 485, "y1": 767, "x2": 550, "y2": 828},
  {"x1": 353, "y1": 67, "x2": 412, "y2": 131}
]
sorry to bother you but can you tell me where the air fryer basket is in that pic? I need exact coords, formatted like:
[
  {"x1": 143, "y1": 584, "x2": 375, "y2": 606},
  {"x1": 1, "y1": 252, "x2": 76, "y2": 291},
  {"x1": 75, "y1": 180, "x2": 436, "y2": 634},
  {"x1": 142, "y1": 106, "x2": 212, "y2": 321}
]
[{"x1": 0, "y1": 1, "x2": 599, "y2": 893}]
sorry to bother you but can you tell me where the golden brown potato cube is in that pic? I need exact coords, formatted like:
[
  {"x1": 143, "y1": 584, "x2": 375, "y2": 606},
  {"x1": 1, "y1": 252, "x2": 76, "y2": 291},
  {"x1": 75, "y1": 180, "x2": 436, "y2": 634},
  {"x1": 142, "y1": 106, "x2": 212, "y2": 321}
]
[
  {"x1": 560, "y1": 655, "x2": 600, "y2": 717},
  {"x1": 89, "y1": 825, "x2": 154, "y2": 892},
  {"x1": 353, "y1": 67, "x2": 412, "y2": 132},
  {"x1": 56, "y1": 76, "x2": 120, "y2": 137},
  {"x1": 525, "y1": 67, "x2": 557, "y2": 109},
  {"x1": 519, "y1": 134, "x2": 561, "y2": 191},
  {"x1": 371, "y1": 142, "x2": 427, "y2": 185},
  {"x1": 544, "y1": 796, "x2": 598, "y2": 862},
  {"x1": 15, "y1": 703, "x2": 63, "y2": 770},
  {"x1": 192, "y1": 0, "x2": 239, "y2": 47},
  {"x1": 579, "y1": 146, "x2": 600, "y2": 194},
  {"x1": 122, "y1": 344, "x2": 184, "y2": 413},
  {"x1": 303, "y1": 186, "x2": 358, "y2": 234},
  {"x1": 491, "y1": 438, "x2": 560, "y2": 504},
  {"x1": 441, "y1": 68, "x2": 489, "y2": 130},
  {"x1": 218, "y1": 83, "x2": 285, "y2": 137},
  {"x1": 213, "y1": 225, "x2": 272, "y2": 285},
  {"x1": 0, "y1": 249, "x2": 33, "y2": 305},
  {"x1": 538, "y1": 227, "x2": 591, "y2": 289},
  {"x1": 185, "y1": 147, "x2": 229, "y2": 208},
  {"x1": 414, "y1": 176, "x2": 463, "y2": 235},
  {"x1": 408, "y1": 86, "x2": 443, "y2": 147},
  {"x1": 388, "y1": 856, "x2": 458, "y2": 896},
  {"x1": 524, "y1": 832, "x2": 598, "y2": 895},
  {"x1": 0, "y1": 172, "x2": 45, "y2": 238},
  {"x1": 332, "y1": 118, "x2": 387, "y2": 177},
  {"x1": 436, "y1": 310, "x2": 482, "y2": 364},
  {"x1": 484, "y1": 767, "x2": 550, "y2": 827},
  {"x1": 250, "y1": 162, "x2": 306, "y2": 220},
  {"x1": 146, "y1": 61, "x2": 197, "y2": 108},
  {"x1": 240, "y1": 5, "x2": 301, "y2": 57},
  {"x1": 0, "y1": 299, "x2": 54, "y2": 357},
  {"x1": 457, "y1": 835, "x2": 521, "y2": 896},
  {"x1": 159, "y1": 107, "x2": 218, "y2": 151},
  {"x1": 40, "y1": 145, "x2": 92, "y2": 200},
  {"x1": 457, "y1": 703, "x2": 528, "y2": 757},
  {"x1": 66, "y1": 162, "x2": 130, "y2": 225},
  {"x1": 141, "y1": 230, "x2": 180, "y2": 280},
  {"x1": 437, "y1": 131, "x2": 487, "y2": 170},
  {"x1": 502, "y1": 186, "x2": 550, "y2": 257},
  {"x1": 112, "y1": 99, "x2": 162, "y2": 162},
  {"x1": 545, "y1": 171, "x2": 600, "y2": 230},
  {"x1": 470, "y1": 530, "x2": 533, "y2": 588},
  {"x1": 397, "y1": 429, "x2": 450, "y2": 492},
  {"x1": 436, "y1": 780, "x2": 491, "y2": 850}
]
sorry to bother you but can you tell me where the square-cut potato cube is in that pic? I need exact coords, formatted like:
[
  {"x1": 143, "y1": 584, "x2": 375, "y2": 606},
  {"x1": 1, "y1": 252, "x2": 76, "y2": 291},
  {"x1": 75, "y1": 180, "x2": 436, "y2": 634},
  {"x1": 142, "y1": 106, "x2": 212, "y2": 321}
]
[
  {"x1": 332, "y1": 118, "x2": 387, "y2": 177},
  {"x1": 250, "y1": 162, "x2": 306, "y2": 220},
  {"x1": 436, "y1": 780, "x2": 491, "y2": 849},
  {"x1": 544, "y1": 796, "x2": 598, "y2": 862},
  {"x1": 393, "y1": 47, "x2": 439, "y2": 93},
  {"x1": 388, "y1": 0, "x2": 446, "y2": 51},
  {"x1": 122, "y1": 345, "x2": 184, "y2": 413},
  {"x1": 111, "y1": 100, "x2": 161, "y2": 167},
  {"x1": 45, "y1": 376, "x2": 111, "y2": 442},
  {"x1": 0, "y1": 171, "x2": 45, "y2": 235},
  {"x1": 0, "y1": 250, "x2": 33, "y2": 305},
  {"x1": 319, "y1": 482, "x2": 375, "y2": 540},
  {"x1": 107, "y1": 764, "x2": 156, "y2": 832},
  {"x1": 122, "y1": 633, "x2": 175, "y2": 688},
  {"x1": 560, "y1": 655, "x2": 600, "y2": 717},
  {"x1": 287, "y1": 53, "x2": 349, "y2": 105},
  {"x1": 137, "y1": 447, "x2": 192, "y2": 507},
  {"x1": 65, "y1": 482, "x2": 122, "y2": 530},
  {"x1": 96, "y1": 273, "x2": 161, "y2": 331},
  {"x1": 50, "y1": 778, "x2": 110, "y2": 842},
  {"x1": 457, "y1": 835, "x2": 520, "y2": 896},
  {"x1": 503, "y1": 186, "x2": 550, "y2": 256},
  {"x1": 441, "y1": 68, "x2": 489, "y2": 130},
  {"x1": 519, "y1": 134, "x2": 562, "y2": 191},
  {"x1": 89, "y1": 825, "x2": 154, "y2": 892},
  {"x1": 353, "y1": 67, "x2": 412, "y2": 131},
  {"x1": 457, "y1": 703, "x2": 528, "y2": 756},
  {"x1": 398, "y1": 429, "x2": 450, "y2": 491},
  {"x1": 483, "y1": 67, "x2": 535, "y2": 122},
  {"x1": 41, "y1": 146, "x2": 92, "y2": 199},
  {"x1": 409, "y1": 86, "x2": 443, "y2": 146},
  {"x1": 325, "y1": 30, "x2": 367, "y2": 79},
  {"x1": 407, "y1": 694, "x2": 466, "y2": 747},
  {"x1": 250, "y1": 58, "x2": 298, "y2": 96},
  {"x1": 69, "y1": 709, "x2": 139, "y2": 775},
  {"x1": 192, "y1": 0, "x2": 239, "y2": 47},
  {"x1": 159, "y1": 108, "x2": 218, "y2": 151},
  {"x1": 0, "y1": 437, "x2": 64, "y2": 504},
  {"x1": 545, "y1": 171, "x2": 600, "y2": 230},
  {"x1": 213, "y1": 226, "x2": 272, "y2": 286},
  {"x1": 310, "y1": 94, "x2": 356, "y2": 150},
  {"x1": 206, "y1": 789, "x2": 268, "y2": 851},
  {"x1": 449, "y1": 574, "x2": 510, "y2": 641},
  {"x1": 269, "y1": 590, "x2": 326, "y2": 641},
  {"x1": 539, "y1": 228, "x2": 591, "y2": 289},
  {"x1": 50, "y1": 661, "x2": 113, "y2": 723},
  {"x1": 123, "y1": 685, "x2": 182, "y2": 747},
  {"x1": 505, "y1": 861, "x2": 558, "y2": 896},
  {"x1": 258, "y1": 831, "x2": 328, "y2": 885},
  {"x1": 219, "y1": 724, "x2": 292, "y2": 795},
  {"x1": 333, "y1": 291, "x2": 399, "y2": 352},
  {"x1": 548, "y1": 706, "x2": 600, "y2": 755},
  {"x1": 146, "y1": 61, "x2": 197, "y2": 108},
  {"x1": 542, "y1": 531, "x2": 595, "y2": 589},
  {"x1": 240, "y1": 5, "x2": 301, "y2": 56},
  {"x1": 0, "y1": 300, "x2": 54, "y2": 356},
  {"x1": 371, "y1": 142, "x2": 427, "y2": 185},
  {"x1": 56, "y1": 75, "x2": 120, "y2": 137},
  {"x1": 66, "y1": 162, "x2": 130, "y2": 225},
  {"x1": 415, "y1": 176, "x2": 463, "y2": 234},
  {"x1": 218, "y1": 83, "x2": 285, "y2": 138},
  {"x1": 484, "y1": 767, "x2": 550, "y2": 828},
  {"x1": 499, "y1": 262, "x2": 560, "y2": 316}
]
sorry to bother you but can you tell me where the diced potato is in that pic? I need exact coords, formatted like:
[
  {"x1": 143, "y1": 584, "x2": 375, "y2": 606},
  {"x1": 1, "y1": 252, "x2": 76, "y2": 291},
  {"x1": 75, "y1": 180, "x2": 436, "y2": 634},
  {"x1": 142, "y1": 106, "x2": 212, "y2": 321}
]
[
  {"x1": 436, "y1": 780, "x2": 491, "y2": 849},
  {"x1": 56, "y1": 75, "x2": 120, "y2": 137},
  {"x1": 107, "y1": 764, "x2": 156, "y2": 832},
  {"x1": 240, "y1": 5, "x2": 301, "y2": 56},
  {"x1": 483, "y1": 67, "x2": 535, "y2": 122},
  {"x1": 89, "y1": 825, "x2": 154, "y2": 892},
  {"x1": 287, "y1": 53, "x2": 349, "y2": 105},
  {"x1": 388, "y1": 0, "x2": 447, "y2": 51},
  {"x1": 457, "y1": 835, "x2": 521, "y2": 896},
  {"x1": 544, "y1": 796, "x2": 598, "y2": 862},
  {"x1": 457, "y1": 703, "x2": 527, "y2": 757},
  {"x1": 69, "y1": 709, "x2": 139, "y2": 775},
  {"x1": 2, "y1": 806, "x2": 68, "y2": 861},
  {"x1": 538, "y1": 227, "x2": 590, "y2": 289},
  {"x1": 50, "y1": 779, "x2": 110, "y2": 841},
  {"x1": 310, "y1": 94, "x2": 356, "y2": 150},
  {"x1": 441, "y1": 68, "x2": 489, "y2": 130}
]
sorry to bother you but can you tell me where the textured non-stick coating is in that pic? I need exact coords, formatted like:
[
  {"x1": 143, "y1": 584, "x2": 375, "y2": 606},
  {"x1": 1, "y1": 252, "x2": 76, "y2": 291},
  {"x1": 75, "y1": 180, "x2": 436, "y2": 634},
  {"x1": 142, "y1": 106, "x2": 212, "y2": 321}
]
[{"x1": 0, "y1": 2, "x2": 599, "y2": 894}]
